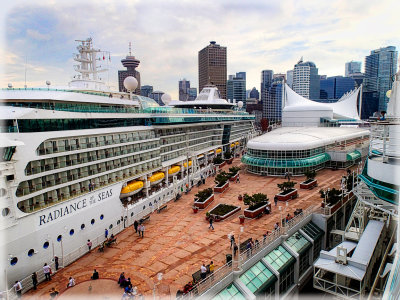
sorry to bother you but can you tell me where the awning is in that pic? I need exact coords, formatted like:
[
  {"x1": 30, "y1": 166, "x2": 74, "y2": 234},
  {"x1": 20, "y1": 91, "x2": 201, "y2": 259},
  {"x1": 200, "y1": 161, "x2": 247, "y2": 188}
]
[{"x1": 346, "y1": 150, "x2": 361, "y2": 161}]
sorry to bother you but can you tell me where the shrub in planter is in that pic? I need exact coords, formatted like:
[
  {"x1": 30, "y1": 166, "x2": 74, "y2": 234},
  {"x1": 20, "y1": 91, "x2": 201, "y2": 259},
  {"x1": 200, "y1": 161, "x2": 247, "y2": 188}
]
[
  {"x1": 243, "y1": 193, "x2": 269, "y2": 209},
  {"x1": 224, "y1": 150, "x2": 233, "y2": 160},
  {"x1": 304, "y1": 170, "x2": 316, "y2": 182},
  {"x1": 300, "y1": 170, "x2": 318, "y2": 189},
  {"x1": 208, "y1": 204, "x2": 240, "y2": 220},
  {"x1": 277, "y1": 181, "x2": 296, "y2": 195},
  {"x1": 228, "y1": 166, "x2": 240, "y2": 178},
  {"x1": 215, "y1": 171, "x2": 229, "y2": 187},
  {"x1": 213, "y1": 156, "x2": 224, "y2": 165},
  {"x1": 195, "y1": 188, "x2": 213, "y2": 203},
  {"x1": 319, "y1": 188, "x2": 342, "y2": 206}
]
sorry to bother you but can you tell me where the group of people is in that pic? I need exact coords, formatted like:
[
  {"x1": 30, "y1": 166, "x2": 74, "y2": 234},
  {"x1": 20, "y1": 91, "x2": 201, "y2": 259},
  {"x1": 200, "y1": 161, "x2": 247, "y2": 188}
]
[
  {"x1": 133, "y1": 220, "x2": 145, "y2": 237},
  {"x1": 118, "y1": 272, "x2": 141, "y2": 299}
]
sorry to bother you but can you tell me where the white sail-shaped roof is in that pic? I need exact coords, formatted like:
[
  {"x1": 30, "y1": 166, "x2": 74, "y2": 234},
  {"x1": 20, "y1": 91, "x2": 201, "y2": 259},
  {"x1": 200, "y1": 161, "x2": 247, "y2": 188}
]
[
  {"x1": 284, "y1": 84, "x2": 360, "y2": 120},
  {"x1": 387, "y1": 75, "x2": 400, "y2": 118}
]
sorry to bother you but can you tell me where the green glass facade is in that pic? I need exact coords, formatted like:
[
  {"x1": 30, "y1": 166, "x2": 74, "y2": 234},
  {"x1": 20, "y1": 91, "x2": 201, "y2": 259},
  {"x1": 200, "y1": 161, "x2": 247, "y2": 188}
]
[
  {"x1": 239, "y1": 261, "x2": 277, "y2": 294},
  {"x1": 212, "y1": 283, "x2": 246, "y2": 300}
]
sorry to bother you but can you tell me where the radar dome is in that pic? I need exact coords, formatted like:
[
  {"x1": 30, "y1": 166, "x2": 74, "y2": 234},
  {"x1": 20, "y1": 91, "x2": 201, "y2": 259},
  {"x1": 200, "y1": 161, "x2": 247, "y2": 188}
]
[
  {"x1": 237, "y1": 101, "x2": 243, "y2": 109},
  {"x1": 161, "y1": 93, "x2": 172, "y2": 105},
  {"x1": 123, "y1": 76, "x2": 138, "y2": 91}
]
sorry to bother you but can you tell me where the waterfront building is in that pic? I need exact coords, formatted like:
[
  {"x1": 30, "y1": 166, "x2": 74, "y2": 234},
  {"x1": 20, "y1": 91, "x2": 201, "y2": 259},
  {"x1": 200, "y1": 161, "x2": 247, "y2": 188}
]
[
  {"x1": 345, "y1": 60, "x2": 362, "y2": 76},
  {"x1": 249, "y1": 87, "x2": 259, "y2": 100},
  {"x1": 188, "y1": 87, "x2": 197, "y2": 100},
  {"x1": 198, "y1": 41, "x2": 227, "y2": 99},
  {"x1": 118, "y1": 46, "x2": 141, "y2": 94},
  {"x1": 319, "y1": 76, "x2": 355, "y2": 100},
  {"x1": 263, "y1": 77, "x2": 284, "y2": 123},
  {"x1": 227, "y1": 73, "x2": 246, "y2": 107},
  {"x1": 349, "y1": 72, "x2": 365, "y2": 88},
  {"x1": 292, "y1": 59, "x2": 320, "y2": 100},
  {"x1": 148, "y1": 90, "x2": 165, "y2": 106},
  {"x1": 363, "y1": 46, "x2": 398, "y2": 112},
  {"x1": 261, "y1": 70, "x2": 274, "y2": 106},
  {"x1": 140, "y1": 85, "x2": 153, "y2": 97},
  {"x1": 179, "y1": 79, "x2": 190, "y2": 101}
]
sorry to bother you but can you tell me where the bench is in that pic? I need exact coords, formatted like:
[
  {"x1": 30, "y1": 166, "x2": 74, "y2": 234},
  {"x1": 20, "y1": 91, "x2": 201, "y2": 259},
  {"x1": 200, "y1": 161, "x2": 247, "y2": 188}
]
[
  {"x1": 98, "y1": 243, "x2": 105, "y2": 252},
  {"x1": 139, "y1": 215, "x2": 150, "y2": 224},
  {"x1": 157, "y1": 204, "x2": 167, "y2": 214},
  {"x1": 240, "y1": 238, "x2": 252, "y2": 252},
  {"x1": 106, "y1": 238, "x2": 117, "y2": 247},
  {"x1": 192, "y1": 265, "x2": 210, "y2": 283}
]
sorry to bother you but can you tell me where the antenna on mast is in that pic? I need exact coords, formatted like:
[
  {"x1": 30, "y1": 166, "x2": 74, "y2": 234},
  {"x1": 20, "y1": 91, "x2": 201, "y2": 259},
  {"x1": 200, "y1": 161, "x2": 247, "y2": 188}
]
[{"x1": 129, "y1": 42, "x2": 132, "y2": 56}]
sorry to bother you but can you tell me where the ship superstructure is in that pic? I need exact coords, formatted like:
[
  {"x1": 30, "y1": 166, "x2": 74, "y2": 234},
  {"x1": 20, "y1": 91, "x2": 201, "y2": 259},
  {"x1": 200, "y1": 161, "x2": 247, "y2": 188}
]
[{"x1": 0, "y1": 38, "x2": 256, "y2": 293}]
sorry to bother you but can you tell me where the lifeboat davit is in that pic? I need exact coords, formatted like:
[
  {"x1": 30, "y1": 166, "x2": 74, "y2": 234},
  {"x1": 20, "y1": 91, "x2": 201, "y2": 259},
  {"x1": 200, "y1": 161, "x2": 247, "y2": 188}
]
[
  {"x1": 168, "y1": 165, "x2": 180, "y2": 176},
  {"x1": 149, "y1": 172, "x2": 165, "y2": 185},
  {"x1": 120, "y1": 181, "x2": 144, "y2": 198}
]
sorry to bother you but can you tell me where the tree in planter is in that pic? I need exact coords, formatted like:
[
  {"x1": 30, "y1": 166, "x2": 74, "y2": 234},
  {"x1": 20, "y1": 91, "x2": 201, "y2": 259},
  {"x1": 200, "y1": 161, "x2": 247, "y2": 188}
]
[
  {"x1": 195, "y1": 188, "x2": 213, "y2": 202},
  {"x1": 224, "y1": 150, "x2": 233, "y2": 160},
  {"x1": 215, "y1": 171, "x2": 229, "y2": 187},
  {"x1": 243, "y1": 193, "x2": 268, "y2": 210},
  {"x1": 319, "y1": 188, "x2": 342, "y2": 206},
  {"x1": 304, "y1": 170, "x2": 316, "y2": 181},
  {"x1": 213, "y1": 156, "x2": 224, "y2": 165},
  {"x1": 277, "y1": 181, "x2": 296, "y2": 194},
  {"x1": 228, "y1": 166, "x2": 241, "y2": 178}
]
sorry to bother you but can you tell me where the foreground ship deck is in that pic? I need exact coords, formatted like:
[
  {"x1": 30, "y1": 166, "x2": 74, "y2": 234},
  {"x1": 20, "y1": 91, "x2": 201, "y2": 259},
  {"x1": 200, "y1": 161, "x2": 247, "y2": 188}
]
[{"x1": 22, "y1": 159, "x2": 346, "y2": 299}]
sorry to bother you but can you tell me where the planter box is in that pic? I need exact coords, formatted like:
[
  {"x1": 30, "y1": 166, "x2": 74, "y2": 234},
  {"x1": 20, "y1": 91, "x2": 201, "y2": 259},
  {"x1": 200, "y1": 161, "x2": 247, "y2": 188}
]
[
  {"x1": 207, "y1": 204, "x2": 241, "y2": 222},
  {"x1": 244, "y1": 202, "x2": 271, "y2": 219},
  {"x1": 275, "y1": 188, "x2": 298, "y2": 201},
  {"x1": 300, "y1": 179, "x2": 318, "y2": 190},
  {"x1": 225, "y1": 157, "x2": 234, "y2": 164},
  {"x1": 215, "y1": 161, "x2": 226, "y2": 168},
  {"x1": 229, "y1": 172, "x2": 239, "y2": 182},
  {"x1": 214, "y1": 181, "x2": 229, "y2": 193},
  {"x1": 194, "y1": 194, "x2": 215, "y2": 209}
]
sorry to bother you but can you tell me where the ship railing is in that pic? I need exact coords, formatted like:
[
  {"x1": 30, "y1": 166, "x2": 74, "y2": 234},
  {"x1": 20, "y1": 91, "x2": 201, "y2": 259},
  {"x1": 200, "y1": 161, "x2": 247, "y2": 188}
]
[
  {"x1": 314, "y1": 270, "x2": 361, "y2": 298},
  {"x1": 180, "y1": 206, "x2": 315, "y2": 299}
]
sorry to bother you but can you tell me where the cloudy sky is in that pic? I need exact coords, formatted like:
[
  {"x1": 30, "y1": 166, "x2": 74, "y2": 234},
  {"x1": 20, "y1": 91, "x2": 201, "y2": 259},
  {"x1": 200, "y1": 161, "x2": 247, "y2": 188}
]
[{"x1": 1, "y1": 0, "x2": 399, "y2": 99}]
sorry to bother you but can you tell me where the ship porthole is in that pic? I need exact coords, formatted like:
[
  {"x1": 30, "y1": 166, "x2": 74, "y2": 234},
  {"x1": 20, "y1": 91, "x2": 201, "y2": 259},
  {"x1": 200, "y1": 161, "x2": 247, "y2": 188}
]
[
  {"x1": 117, "y1": 220, "x2": 121, "y2": 225},
  {"x1": 2, "y1": 208, "x2": 10, "y2": 217},
  {"x1": 43, "y1": 242, "x2": 49, "y2": 249},
  {"x1": 69, "y1": 229, "x2": 74, "y2": 236},
  {"x1": 28, "y1": 249, "x2": 35, "y2": 257},
  {"x1": 57, "y1": 235, "x2": 62, "y2": 242},
  {"x1": 100, "y1": 214, "x2": 104, "y2": 220},
  {"x1": 10, "y1": 257, "x2": 18, "y2": 266},
  {"x1": 91, "y1": 219, "x2": 95, "y2": 225},
  {"x1": 109, "y1": 224, "x2": 113, "y2": 229},
  {"x1": 81, "y1": 224, "x2": 85, "y2": 230},
  {"x1": 130, "y1": 212, "x2": 134, "y2": 217}
]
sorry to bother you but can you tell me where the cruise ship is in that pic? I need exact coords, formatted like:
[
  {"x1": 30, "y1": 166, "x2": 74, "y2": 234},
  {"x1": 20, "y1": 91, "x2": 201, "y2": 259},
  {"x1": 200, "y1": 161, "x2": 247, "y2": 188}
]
[{"x1": 0, "y1": 38, "x2": 256, "y2": 291}]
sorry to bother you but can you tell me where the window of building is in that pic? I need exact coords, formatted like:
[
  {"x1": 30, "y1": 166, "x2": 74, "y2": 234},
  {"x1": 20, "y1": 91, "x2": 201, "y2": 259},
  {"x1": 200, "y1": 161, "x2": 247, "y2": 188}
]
[
  {"x1": 212, "y1": 283, "x2": 246, "y2": 300},
  {"x1": 239, "y1": 261, "x2": 277, "y2": 295}
]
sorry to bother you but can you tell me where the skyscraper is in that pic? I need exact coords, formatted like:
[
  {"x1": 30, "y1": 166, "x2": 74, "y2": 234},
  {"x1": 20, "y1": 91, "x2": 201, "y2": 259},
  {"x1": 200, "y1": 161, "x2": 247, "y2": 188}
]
[
  {"x1": 198, "y1": 41, "x2": 227, "y2": 99},
  {"x1": 261, "y1": 70, "x2": 273, "y2": 105},
  {"x1": 263, "y1": 77, "x2": 284, "y2": 123},
  {"x1": 319, "y1": 76, "x2": 355, "y2": 101},
  {"x1": 227, "y1": 73, "x2": 246, "y2": 107},
  {"x1": 149, "y1": 91, "x2": 165, "y2": 106},
  {"x1": 249, "y1": 87, "x2": 259, "y2": 100},
  {"x1": 345, "y1": 61, "x2": 362, "y2": 76},
  {"x1": 236, "y1": 72, "x2": 246, "y2": 81},
  {"x1": 364, "y1": 46, "x2": 398, "y2": 113},
  {"x1": 188, "y1": 88, "x2": 197, "y2": 100},
  {"x1": 118, "y1": 44, "x2": 141, "y2": 94},
  {"x1": 292, "y1": 59, "x2": 320, "y2": 100},
  {"x1": 179, "y1": 79, "x2": 190, "y2": 101},
  {"x1": 140, "y1": 85, "x2": 153, "y2": 97},
  {"x1": 286, "y1": 70, "x2": 293, "y2": 88}
]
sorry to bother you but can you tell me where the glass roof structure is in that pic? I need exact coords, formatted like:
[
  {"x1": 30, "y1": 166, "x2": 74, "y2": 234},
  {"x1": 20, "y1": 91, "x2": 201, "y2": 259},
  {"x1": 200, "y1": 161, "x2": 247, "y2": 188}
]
[
  {"x1": 285, "y1": 232, "x2": 312, "y2": 255},
  {"x1": 239, "y1": 261, "x2": 277, "y2": 293},
  {"x1": 241, "y1": 153, "x2": 330, "y2": 168},
  {"x1": 264, "y1": 245, "x2": 295, "y2": 273},
  {"x1": 212, "y1": 283, "x2": 246, "y2": 300},
  {"x1": 301, "y1": 221, "x2": 324, "y2": 240}
]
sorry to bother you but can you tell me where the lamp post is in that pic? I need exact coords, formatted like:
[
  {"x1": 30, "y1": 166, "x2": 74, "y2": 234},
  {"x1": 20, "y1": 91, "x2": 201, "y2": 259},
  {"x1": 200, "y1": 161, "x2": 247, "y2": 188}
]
[
  {"x1": 324, "y1": 188, "x2": 330, "y2": 214},
  {"x1": 153, "y1": 272, "x2": 163, "y2": 300},
  {"x1": 237, "y1": 226, "x2": 244, "y2": 271}
]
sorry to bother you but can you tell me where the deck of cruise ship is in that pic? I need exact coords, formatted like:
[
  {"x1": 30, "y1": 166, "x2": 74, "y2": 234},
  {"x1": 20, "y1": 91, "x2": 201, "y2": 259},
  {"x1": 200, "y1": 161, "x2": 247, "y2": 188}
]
[{"x1": 24, "y1": 157, "x2": 347, "y2": 299}]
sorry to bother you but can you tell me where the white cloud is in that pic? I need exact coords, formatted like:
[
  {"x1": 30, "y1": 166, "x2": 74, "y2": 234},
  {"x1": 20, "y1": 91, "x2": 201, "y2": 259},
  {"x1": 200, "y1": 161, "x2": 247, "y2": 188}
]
[{"x1": 26, "y1": 28, "x2": 51, "y2": 41}]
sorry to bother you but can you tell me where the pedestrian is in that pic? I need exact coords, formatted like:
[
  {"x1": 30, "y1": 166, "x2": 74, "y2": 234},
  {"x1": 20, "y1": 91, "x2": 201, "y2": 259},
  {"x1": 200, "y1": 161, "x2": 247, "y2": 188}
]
[
  {"x1": 13, "y1": 281, "x2": 22, "y2": 298},
  {"x1": 255, "y1": 239, "x2": 260, "y2": 249},
  {"x1": 54, "y1": 256, "x2": 59, "y2": 271},
  {"x1": 209, "y1": 261, "x2": 215, "y2": 281},
  {"x1": 118, "y1": 272, "x2": 126, "y2": 287},
  {"x1": 274, "y1": 222, "x2": 280, "y2": 230},
  {"x1": 133, "y1": 220, "x2": 139, "y2": 233},
  {"x1": 43, "y1": 263, "x2": 51, "y2": 281},
  {"x1": 137, "y1": 223, "x2": 142, "y2": 237},
  {"x1": 31, "y1": 272, "x2": 38, "y2": 290},
  {"x1": 91, "y1": 269, "x2": 99, "y2": 280},
  {"x1": 67, "y1": 276, "x2": 75, "y2": 288},
  {"x1": 233, "y1": 242, "x2": 238, "y2": 256},
  {"x1": 105, "y1": 228, "x2": 109, "y2": 239},
  {"x1": 246, "y1": 240, "x2": 252, "y2": 258},
  {"x1": 141, "y1": 224, "x2": 145, "y2": 238},
  {"x1": 200, "y1": 263, "x2": 207, "y2": 280},
  {"x1": 49, "y1": 287, "x2": 59, "y2": 299},
  {"x1": 87, "y1": 239, "x2": 92, "y2": 252},
  {"x1": 236, "y1": 173, "x2": 240, "y2": 183},
  {"x1": 274, "y1": 196, "x2": 278, "y2": 206},
  {"x1": 230, "y1": 235, "x2": 235, "y2": 249},
  {"x1": 209, "y1": 216, "x2": 214, "y2": 230}
]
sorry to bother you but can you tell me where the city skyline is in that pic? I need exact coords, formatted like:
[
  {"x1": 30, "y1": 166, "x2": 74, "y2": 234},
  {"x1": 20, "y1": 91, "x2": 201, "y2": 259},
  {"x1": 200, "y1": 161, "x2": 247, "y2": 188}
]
[{"x1": 1, "y1": 0, "x2": 399, "y2": 99}]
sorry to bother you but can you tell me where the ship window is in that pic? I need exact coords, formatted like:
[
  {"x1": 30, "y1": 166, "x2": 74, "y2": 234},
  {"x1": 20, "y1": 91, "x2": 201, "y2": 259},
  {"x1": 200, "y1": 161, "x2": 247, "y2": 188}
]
[
  {"x1": 28, "y1": 249, "x2": 35, "y2": 257},
  {"x1": 57, "y1": 235, "x2": 62, "y2": 242},
  {"x1": 100, "y1": 214, "x2": 104, "y2": 220},
  {"x1": 117, "y1": 220, "x2": 120, "y2": 225},
  {"x1": 10, "y1": 257, "x2": 18, "y2": 266},
  {"x1": 81, "y1": 224, "x2": 85, "y2": 230},
  {"x1": 91, "y1": 219, "x2": 95, "y2": 225},
  {"x1": 131, "y1": 212, "x2": 134, "y2": 217},
  {"x1": 2, "y1": 208, "x2": 10, "y2": 217},
  {"x1": 43, "y1": 241, "x2": 49, "y2": 249},
  {"x1": 109, "y1": 224, "x2": 113, "y2": 229},
  {"x1": 69, "y1": 229, "x2": 74, "y2": 236},
  {"x1": 143, "y1": 205, "x2": 146, "y2": 210}
]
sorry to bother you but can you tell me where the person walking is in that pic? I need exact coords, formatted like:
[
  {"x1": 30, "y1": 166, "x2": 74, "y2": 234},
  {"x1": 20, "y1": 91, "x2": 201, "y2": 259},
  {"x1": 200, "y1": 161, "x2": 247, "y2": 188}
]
[
  {"x1": 133, "y1": 220, "x2": 139, "y2": 233},
  {"x1": 200, "y1": 263, "x2": 207, "y2": 280},
  {"x1": 274, "y1": 196, "x2": 278, "y2": 206},
  {"x1": 43, "y1": 263, "x2": 51, "y2": 281},
  {"x1": 87, "y1": 239, "x2": 92, "y2": 252},
  {"x1": 209, "y1": 216, "x2": 214, "y2": 230},
  {"x1": 54, "y1": 256, "x2": 59, "y2": 271},
  {"x1": 233, "y1": 242, "x2": 238, "y2": 257},
  {"x1": 230, "y1": 235, "x2": 235, "y2": 249},
  {"x1": 209, "y1": 261, "x2": 215, "y2": 281},
  {"x1": 31, "y1": 272, "x2": 38, "y2": 290},
  {"x1": 140, "y1": 224, "x2": 145, "y2": 238},
  {"x1": 13, "y1": 280, "x2": 22, "y2": 298},
  {"x1": 105, "y1": 228, "x2": 109, "y2": 239},
  {"x1": 67, "y1": 277, "x2": 76, "y2": 288},
  {"x1": 236, "y1": 173, "x2": 240, "y2": 183}
]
